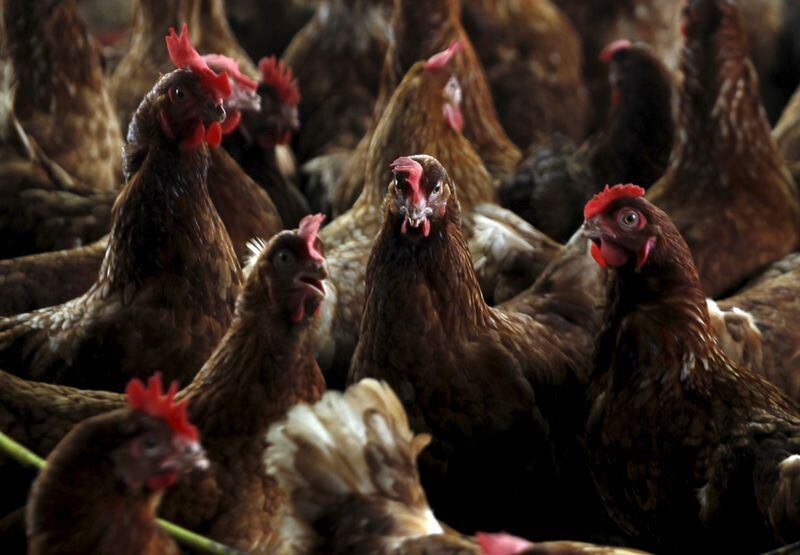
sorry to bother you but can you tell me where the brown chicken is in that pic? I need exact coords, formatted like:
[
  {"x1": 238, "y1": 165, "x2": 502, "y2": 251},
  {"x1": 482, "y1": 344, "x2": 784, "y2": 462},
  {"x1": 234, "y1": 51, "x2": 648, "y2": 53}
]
[
  {"x1": 0, "y1": 29, "x2": 242, "y2": 391},
  {"x1": 348, "y1": 155, "x2": 604, "y2": 538},
  {"x1": 461, "y1": 0, "x2": 590, "y2": 148},
  {"x1": 554, "y1": 0, "x2": 681, "y2": 131},
  {"x1": 334, "y1": 0, "x2": 522, "y2": 214},
  {"x1": 26, "y1": 375, "x2": 208, "y2": 555},
  {"x1": 224, "y1": 56, "x2": 309, "y2": 228},
  {"x1": 0, "y1": 216, "x2": 328, "y2": 550},
  {"x1": 282, "y1": 0, "x2": 392, "y2": 215},
  {"x1": 266, "y1": 379, "x2": 648, "y2": 554},
  {"x1": 0, "y1": 110, "x2": 115, "y2": 258},
  {"x1": 226, "y1": 0, "x2": 314, "y2": 59},
  {"x1": 4, "y1": 0, "x2": 122, "y2": 191},
  {"x1": 499, "y1": 39, "x2": 674, "y2": 243},
  {"x1": 319, "y1": 47, "x2": 560, "y2": 388},
  {"x1": 193, "y1": 0, "x2": 258, "y2": 77},
  {"x1": 646, "y1": 0, "x2": 800, "y2": 297},
  {"x1": 584, "y1": 184, "x2": 800, "y2": 553}
]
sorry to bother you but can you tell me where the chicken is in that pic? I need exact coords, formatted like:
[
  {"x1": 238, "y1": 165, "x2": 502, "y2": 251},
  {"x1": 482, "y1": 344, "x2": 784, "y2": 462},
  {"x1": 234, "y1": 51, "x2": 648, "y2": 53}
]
[
  {"x1": 0, "y1": 28, "x2": 241, "y2": 391},
  {"x1": 3, "y1": 0, "x2": 122, "y2": 191},
  {"x1": 319, "y1": 46, "x2": 560, "y2": 388},
  {"x1": 553, "y1": 0, "x2": 681, "y2": 131},
  {"x1": 266, "y1": 379, "x2": 649, "y2": 554},
  {"x1": 27, "y1": 375, "x2": 208, "y2": 555},
  {"x1": 461, "y1": 0, "x2": 590, "y2": 148},
  {"x1": 348, "y1": 155, "x2": 605, "y2": 538},
  {"x1": 499, "y1": 40, "x2": 674, "y2": 243},
  {"x1": 0, "y1": 110, "x2": 115, "y2": 258},
  {"x1": 109, "y1": 0, "x2": 191, "y2": 134},
  {"x1": 224, "y1": 56, "x2": 309, "y2": 228},
  {"x1": 646, "y1": 0, "x2": 800, "y2": 297},
  {"x1": 203, "y1": 54, "x2": 284, "y2": 259},
  {"x1": 334, "y1": 0, "x2": 522, "y2": 215},
  {"x1": 584, "y1": 184, "x2": 800, "y2": 552},
  {"x1": 282, "y1": 0, "x2": 392, "y2": 214},
  {"x1": 0, "y1": 216, "x2": 328, "y2": 550}
]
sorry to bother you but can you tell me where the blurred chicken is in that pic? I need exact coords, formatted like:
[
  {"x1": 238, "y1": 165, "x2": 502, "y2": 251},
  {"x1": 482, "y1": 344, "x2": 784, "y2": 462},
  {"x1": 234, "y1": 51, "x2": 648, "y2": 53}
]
[
  {"x1": 26, "y1": 375, "x2": 208, "y2": 555},
  {"x1": 646, "y1": 0, "x2": 800, "y2": 297},
  {"x1": 0, "y1": 216, "x2": 328, "y2": 551},
  {"x1": 334, "y1": 0, "x2": 521, "y2": 215},
  {"x1": 4, "y1": 0, "x2": 122, "y2": 190},
  {"x1": 193, "y1": 0, "x2": 258, "y2": 76},
  {"x1": 585, "y1": 184, "x2": 800, "y2": 552},
  {"x1": 461, "y1": 0, "x2": 590, "y2": 148},
  {"x1": 0, "y1": 28, "x2": 241, "y2": 391},
  {"x1": 224, "y1": 56, "x2": 309, "y2": 227},
  {"x1": 348, "y1": 155, "x2": 605, "y2": 537},
  {"x1": 266, "y1": 379, "x2": 648, "y2": 554},
  {"x1": 554, "y1": 0, "x2": 681, "y2": 131},
  {"x1": 499, "y1": 40, "x2": 674, "y2": 242},
  {"x1": 283, "y1": 0, "x2": 392, "y2": 216},
  {"x1": 319, "y1": 46, "x2": 560, "y2": 388}
]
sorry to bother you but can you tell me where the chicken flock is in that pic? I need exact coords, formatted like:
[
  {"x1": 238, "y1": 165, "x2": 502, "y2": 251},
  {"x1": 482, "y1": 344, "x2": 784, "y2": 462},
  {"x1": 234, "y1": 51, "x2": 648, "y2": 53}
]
[{"x1": 1, "y1": 0, "x2": 800, "y2": 553}]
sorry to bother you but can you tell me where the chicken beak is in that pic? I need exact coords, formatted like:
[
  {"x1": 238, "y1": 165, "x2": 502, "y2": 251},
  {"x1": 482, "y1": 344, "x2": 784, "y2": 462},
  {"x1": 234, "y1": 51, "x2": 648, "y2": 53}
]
[
  {"x1": 401, "y1": 201, "x2": 433, "y2": 237},
  {"x1": 174, "y1": 438, "x2": 210, "y2": 472},
  {"x1": 204, "y1": 101, "x2": 227, "y2": 124}
]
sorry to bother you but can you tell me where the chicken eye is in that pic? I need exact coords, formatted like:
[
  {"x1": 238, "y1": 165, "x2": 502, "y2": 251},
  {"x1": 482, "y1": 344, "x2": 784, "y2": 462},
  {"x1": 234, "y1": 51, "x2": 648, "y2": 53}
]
[
  {"x1": 618, "y1": 209, "x2": 640, "y2": 229},
  {"x1": 274, "y1": 249, "x2": 294, "y2": 267},
  {"x1": 170, "y1": 86, "x2": 186, "y2": 104},
  {"x1": 432, "y1": 182, "x2": 441, "y2": 195},
  {"x1": 142, "y1": 435, "x2": 159, "y2": 453}
]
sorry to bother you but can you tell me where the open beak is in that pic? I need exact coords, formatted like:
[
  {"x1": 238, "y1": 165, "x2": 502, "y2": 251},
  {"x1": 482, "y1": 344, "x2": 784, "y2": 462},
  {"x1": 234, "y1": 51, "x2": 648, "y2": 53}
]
[
  {"x1": 293, "y1": 261, "x2": 327, "y2": 298},
  {"x1": 401, "y1": 201, "x2": 433, "y2": 237}
]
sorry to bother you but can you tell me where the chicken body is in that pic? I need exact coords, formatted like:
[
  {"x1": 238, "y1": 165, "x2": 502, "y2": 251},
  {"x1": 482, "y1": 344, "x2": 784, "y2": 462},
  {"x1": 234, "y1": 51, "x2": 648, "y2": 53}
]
[
  {"x1": 320, "y1": 58, "x2": 560, "y2": 388},
  {"x1": 349, "y1": 155, "x2": 603, "y2": 537},
  {"x1": 499, "y1": 41, "x2": 674, "y2": 242},
  {"x1": 4, "y1": 0, "x2": 122, "y2": 191},
  {"x1": 0, "y1": 224, "x2": 327, "y2": 551},
  {"x1": 585, "y1": 190, "x2": 800, "y2": 553},
  {"x1": 461, "y1": 0, "x2": 589, "y2": 148},
  {"x1": 646, "y1": 0, "x2": 800, "y2": 297},
  {"x1": 0, "y1": 68, "x2": 242, "y2": 392}
]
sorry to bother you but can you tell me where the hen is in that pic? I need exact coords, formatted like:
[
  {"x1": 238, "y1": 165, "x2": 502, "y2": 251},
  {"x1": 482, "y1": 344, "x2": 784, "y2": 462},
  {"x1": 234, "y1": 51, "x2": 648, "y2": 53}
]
[
  {"x1": 224, "y1": 56, "x2": 309, "y2": 228},
  {"x1": 499, "y1": 39, "x2": 674, "y2": 242},
  {"x1": 0, "y1": 216, "x2": 328, "y2": 551},
  {"x1": 0, "y1": 28, "x2": 241, "y2": 391},
  {"x1": 4, "y1": 0, "x2": 122, "y2": 191},
  {"x1": 334, "y1": 0, "x2": 521, "y2": 215},
  {"x1": 266, "y1": 379, "x2": 649, "y2": 555},
  {"x1": 27, "y1": 375, "x2": 208, "y2": 555},
  {"x1": 774, "y1": 84, "x2": 800, "y2": 169},
  {"x1": 461, "y1": 0, "x2": 590, "y2": 148},
  {"x1": 646, "y1": 0, "x2": 800, "y2": 297},
  {"x1": 319, "y1": 46, "x2": 560, "y2": 387},
  {"x1": 584, "y1": 184, "x2": 800, "y2": 553},
  {"x1": 282, "y1": 0, "x2": 392, "y2": 215},
  {"x1": 348, "y1": 155, "x2": 605, "y2": 538}
]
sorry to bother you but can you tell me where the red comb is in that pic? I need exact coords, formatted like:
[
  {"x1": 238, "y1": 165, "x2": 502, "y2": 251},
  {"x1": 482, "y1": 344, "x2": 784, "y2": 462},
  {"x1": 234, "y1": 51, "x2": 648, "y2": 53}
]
[
  {"x1": 475, "y1": 532, "x2": 533, "y2": 555},
  {"x1": 203, "y1": 54, "x2": 257, "y2": 92},
  {"x1": 426, "y1": 40, "x2": 462, "y2": 71},
  {"x1": 390, "y1": 156, "x2": 424, "y2": 205},
  {"x1": 258, "y1": 56, "x2": 300, "y2": 106},
  {"x1": 599, "y1": 39, "x2": 632, "y2": 63},
  {"x1": 584, "y1": 184, "x2": 646, "y2": 220},
  {"x1": 298, "y1": 213, "x2": 326, "y2": 263},
  {"x1": 166, "y1": 24, "x2": 232, "y2": 102},
  {"x1": 126, "y1": 373, "x2": 198, "y2": 442}
]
